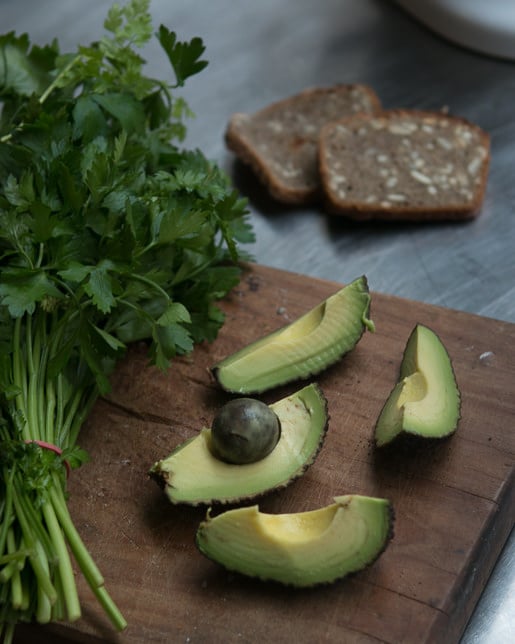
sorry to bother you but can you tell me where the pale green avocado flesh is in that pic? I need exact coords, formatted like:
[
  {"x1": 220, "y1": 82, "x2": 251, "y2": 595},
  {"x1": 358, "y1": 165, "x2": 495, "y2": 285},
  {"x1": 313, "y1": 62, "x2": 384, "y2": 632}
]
[
  {"x1": 150, "y1": 383, "x2": 328, "y2": 505},
  {"x1": 195, "y1": 494, "x2": 394, "y2": 586},
  {"x1": 374, "y1": 324, "x2": 460, "y2": 447},
  {"x1": 212, "y1": 276, "x2": 374, "y2": 394}
]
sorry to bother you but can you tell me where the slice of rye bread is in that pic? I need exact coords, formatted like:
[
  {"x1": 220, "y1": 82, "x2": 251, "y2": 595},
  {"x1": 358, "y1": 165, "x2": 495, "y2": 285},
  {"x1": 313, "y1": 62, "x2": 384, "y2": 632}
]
[
  {"x1": 319, "y1": 109, "x2": 490, "y2": 221},
  {"x1": 225, "y1": 85, "x2": 381, "y2": 204}
]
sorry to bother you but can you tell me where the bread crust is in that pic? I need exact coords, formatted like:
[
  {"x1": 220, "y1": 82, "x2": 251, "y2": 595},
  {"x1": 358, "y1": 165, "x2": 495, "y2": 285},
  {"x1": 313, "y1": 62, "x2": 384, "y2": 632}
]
[
  {"x1": 225, "y1": 85, "x2": 382, "y2": 205},
  {"x1": 318, "y1": 109, "x2": 491, "y2": 221}
]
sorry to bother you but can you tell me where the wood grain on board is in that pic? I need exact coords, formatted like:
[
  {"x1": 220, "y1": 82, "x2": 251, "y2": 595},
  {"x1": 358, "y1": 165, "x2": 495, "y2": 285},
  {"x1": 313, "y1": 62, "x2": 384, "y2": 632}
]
[{"x1": 18, "y1": 263, "x2": 515, "y2": 644}]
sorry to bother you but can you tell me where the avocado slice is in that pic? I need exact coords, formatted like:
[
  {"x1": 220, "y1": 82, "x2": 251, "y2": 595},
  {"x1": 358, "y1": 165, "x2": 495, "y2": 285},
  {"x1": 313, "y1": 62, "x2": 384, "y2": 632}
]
[
  {"x1": 212, "y1": 276, "x2": 375, "y2": 394},
  {"x1": 195, "y1": 495, "x2": 394, "y2": 586},
  {"x1": 374, "y1": 324, "x2": 461, "y2": 447},
  {"x1": 150, "y1": 383, "x2": 328, "y2": 505}
]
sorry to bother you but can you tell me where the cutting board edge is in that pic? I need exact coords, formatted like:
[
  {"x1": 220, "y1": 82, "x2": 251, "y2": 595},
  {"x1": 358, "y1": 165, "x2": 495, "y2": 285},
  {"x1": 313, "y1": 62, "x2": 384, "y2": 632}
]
[{"x1": 428, "y1": 465, "x2": 515, "y2": 643}]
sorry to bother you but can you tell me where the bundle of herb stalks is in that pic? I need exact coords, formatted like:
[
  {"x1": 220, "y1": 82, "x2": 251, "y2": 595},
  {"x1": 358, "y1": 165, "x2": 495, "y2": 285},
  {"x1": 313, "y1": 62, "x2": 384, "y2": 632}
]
[{"x1": 0, "y1": 1, "x2": 253, "y2": 639}]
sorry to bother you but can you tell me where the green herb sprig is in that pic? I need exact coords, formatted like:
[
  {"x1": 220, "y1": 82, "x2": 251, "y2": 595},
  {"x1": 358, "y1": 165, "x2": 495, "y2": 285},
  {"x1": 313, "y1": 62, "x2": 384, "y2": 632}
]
[{"x1": 0, "y1": 0, "x2": 253, "y2": 639}]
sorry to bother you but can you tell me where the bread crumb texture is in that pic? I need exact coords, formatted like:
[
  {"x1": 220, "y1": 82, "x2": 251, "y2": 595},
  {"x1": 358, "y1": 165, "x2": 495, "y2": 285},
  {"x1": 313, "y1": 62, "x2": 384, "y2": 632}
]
[
  {"x1": 319, "y1": 110, "x2": 490, "y2": 221},
  {"x1": 225, "y1": 85, "x2": 381, "y2": 203}
]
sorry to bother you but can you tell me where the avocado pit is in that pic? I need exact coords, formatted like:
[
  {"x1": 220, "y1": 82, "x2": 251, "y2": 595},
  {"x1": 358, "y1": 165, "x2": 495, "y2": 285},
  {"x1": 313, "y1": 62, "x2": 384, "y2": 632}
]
[{"x1": 211, "y1": 398, "x2": 281, "y2": 464}]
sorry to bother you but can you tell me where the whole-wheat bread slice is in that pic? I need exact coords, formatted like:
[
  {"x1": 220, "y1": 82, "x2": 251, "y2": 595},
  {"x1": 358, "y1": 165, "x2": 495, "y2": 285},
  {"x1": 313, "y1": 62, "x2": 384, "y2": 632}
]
[
  {"x1": 319, "y1": 109, "x2": 490, "y2": 221},
  {"x1": 225, "y1": 85, "x2": 381, "y2": 204}
]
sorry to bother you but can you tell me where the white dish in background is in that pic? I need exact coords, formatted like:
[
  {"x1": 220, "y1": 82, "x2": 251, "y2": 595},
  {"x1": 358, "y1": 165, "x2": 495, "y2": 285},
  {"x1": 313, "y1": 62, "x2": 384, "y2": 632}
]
[{"x1": 394, "y1": 0, "x2": 515, "y2": 61}]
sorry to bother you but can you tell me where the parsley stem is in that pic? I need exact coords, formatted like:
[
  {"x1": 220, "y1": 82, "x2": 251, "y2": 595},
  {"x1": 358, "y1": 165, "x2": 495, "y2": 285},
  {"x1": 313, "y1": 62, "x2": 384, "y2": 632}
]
[
  {"x1": 126, "y1": 272, "x2": 171, "y2": 303},
  {"x1": 26, "y1": 314, "x2": 41, "y2": 442},
  {"x1": 55, "y1": 373, "x2": 65, "y2": 444},
  {"x1": 12, "y1": 318, "x2": 29, "y2": 439},
  {"x1": 0, "y1": 51, "x2": 79, "y2": 144},
  {"x1": 42, "y1": 498, "x2": 81, "y2": 622},
  {"x1": 49, "y1": 475, "x2": 104, "y2": 588},
  {"x1": 68, "y1": 386, "x2": 99, "y2": 448},
  {"x1": 39, "y1": 54, "x2": 81, "y2": 105},
  {"x1": 0, "y1": 561, "x2": 17, "y2": 584},
  {"x1": 47, "y1": 480, "x2": 126, "y2": 631},
  {"x1": 90, "y1": 584, "x2": 128, "y2": 632},
  {"x1": 45, "y1": 374, "x2": 57, "y2": 446},
  {"x1": 13, "y1": 477, "x2": 54, "y2": 562},
  {"x1": 0, "y1": 467, "x2": 15, "y2": 556},
  {"x1": 27, "y1": 310, "x2": 62, "y2": 447},
  {"x1": 0, "y1": 624, "x2": 15, "y2": 644},
  {"x1": 34, "y1": 539, "x2": 52, "y2": 624},
  {"x1": 56, "y1": 387, "x2": 82, "y2": 447},
  {"x1": 6, "y1": 531, "x2": 23, "y2": 610},
  {"x1": 11, "y1": 486, "x2": 57, "y2": 608}
]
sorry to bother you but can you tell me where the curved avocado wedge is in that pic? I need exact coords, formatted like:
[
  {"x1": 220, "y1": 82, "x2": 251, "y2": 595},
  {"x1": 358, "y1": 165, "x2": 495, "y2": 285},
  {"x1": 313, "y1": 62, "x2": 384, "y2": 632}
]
[
  {"x1": 149, "y1": 383, "x2": 328, "y2": 505},
  {"x1": 374, "y1": 324, "x2": 461, "y2": 447},
  {"x1": 195, "y1": 495, "x2": 394, "y2": 587},
  {"x1": 212, "y1": 276, "x2": 375, "y2": 394}
]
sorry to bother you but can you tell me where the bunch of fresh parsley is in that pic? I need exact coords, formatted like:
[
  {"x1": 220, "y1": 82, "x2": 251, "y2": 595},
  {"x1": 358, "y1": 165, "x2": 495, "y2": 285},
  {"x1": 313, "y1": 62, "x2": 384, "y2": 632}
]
[{"x1": 0, "y1": 0, "x2": 253, "y2": 638}]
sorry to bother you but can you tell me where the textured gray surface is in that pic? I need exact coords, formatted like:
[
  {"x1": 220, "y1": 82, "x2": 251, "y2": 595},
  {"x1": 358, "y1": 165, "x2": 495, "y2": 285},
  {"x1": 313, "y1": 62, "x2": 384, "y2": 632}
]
[{"x1": 2, "y1": 1, "x2": 513, "y2": 642}]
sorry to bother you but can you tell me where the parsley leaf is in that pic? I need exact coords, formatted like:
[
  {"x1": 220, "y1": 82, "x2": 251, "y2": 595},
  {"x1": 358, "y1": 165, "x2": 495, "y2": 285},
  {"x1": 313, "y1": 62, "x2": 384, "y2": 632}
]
[{"x1": 157, "y1": 25, "x2": 208, "y2": 87}]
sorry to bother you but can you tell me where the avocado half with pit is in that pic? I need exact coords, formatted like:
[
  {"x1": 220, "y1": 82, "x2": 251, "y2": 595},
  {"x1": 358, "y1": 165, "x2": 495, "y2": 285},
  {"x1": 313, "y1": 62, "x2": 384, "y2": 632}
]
[
  {"x1": 150, "y1": 383, "x2": 328, "y2": 505},
  {"x1": 195, "y1": 495, "x2": 394, "y2": 587},
  {"x1": 212, "y1": 275, "x2": 375, "y2": 394},
  {"x1": 374, "y1": 324, "x2": 461, "y2": 447}
]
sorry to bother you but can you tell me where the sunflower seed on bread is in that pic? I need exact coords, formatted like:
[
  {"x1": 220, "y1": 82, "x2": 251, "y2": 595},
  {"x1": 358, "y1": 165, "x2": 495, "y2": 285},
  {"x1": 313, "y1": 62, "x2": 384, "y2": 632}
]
[
  {"x1": 225, "y1": 85, "x2": 381, "y2": 205},
  {"x1": 319, "y1": 109, "x2": 490, "y2": 221}
]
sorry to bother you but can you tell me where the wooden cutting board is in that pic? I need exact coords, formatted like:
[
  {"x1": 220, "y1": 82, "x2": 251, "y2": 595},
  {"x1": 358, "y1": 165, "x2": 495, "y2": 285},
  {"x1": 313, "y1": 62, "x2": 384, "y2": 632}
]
[{"x1": 17, "y1": 263, "x2": 515, "y2": 644}]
